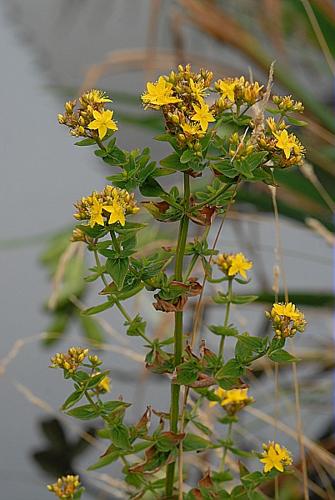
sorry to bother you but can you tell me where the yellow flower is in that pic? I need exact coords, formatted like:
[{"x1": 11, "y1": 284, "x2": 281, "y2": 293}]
[
  {"x1": 268, "y1": 302, "x2": 306, "y2": 338},
  {"x1": 104, "y1": 200, "x2": 126, "y2": 226},
  {"x1": 216, "y1": 79, "x2": 236, "y2": 102},
  {"x1": 274, "y1": 130, "x2": 296, "y2": 159},
  {"x1": 142, "y1": 76, "x2": 181, "y2": 107},
  {"x1": 209, "y1": 387, "x2": 253, "y2": 414},
  {"x1": 47, "y1": 475, "x2": 81, "y2": 498},
  {"x1": 266, "y1": 117, "x2": 277, "y2": 133},
  {"x1": 189, "y1": 78, "x2": 207, "y2": 102},
  {"x1": 191, "y1": 102, "x2": 215, "y2": 132},
  {"x1": 221, "y1": 388, "x2": 250, "y2": 406},
  {"x1": 260, "y1": 442, "x2": 292, "y2": 473},
  {"x1": 50, "y1": 347, "x2": 89, "y2": 373},
  {"x1": 272, "y1": 302, "x2": 301, "y2": 321},
  {"x1": 228, "y1": 252, "x2": 253, "y2": 280},
  {"x1": 209, "y1": 387, "x2": 226, "y2": 407},
  {"x1": 81, "y1": 89, "x2": 112, "y2": 104},
  {"x1": 89, "y1": 195, "x2": 104, "y2": 227},
  {"x1": 88, "y1": 109, "x2": 118, "y2": 140},
  {"x1": 74, "y1": 186, "x2": 138, "y2": 228},
  {"x1": 181, "y1": 122, "x2": 202, "y2": 136},
  {"x1": 98, "y1": 375, "x2": 111, "y2": 393}
]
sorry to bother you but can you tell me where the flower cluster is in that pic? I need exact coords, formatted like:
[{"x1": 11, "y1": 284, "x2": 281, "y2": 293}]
[
  {"x1": 58, "y1": 89, "x2": 117, "y2": 140},
  {"x1": 266, "y1": 302, "x2": 306, "y2": 338},
  {"x1": 228, "y1": 131, "x2": 255, "y2": 160},
  {"x1": 214, "y1": 252, "x2": 253, "y2": 280},
  {"x1": 260, "y1": 441, "x2": 293, "y2": 473},
  {"x1": 256, "y1": 115, "x2": 305, "y2": 168},
  {"x1": 272, "y1": 95, "x2": 304, "y2": 113},
  {"x1": 142, "y1": 64, "x2": 214, "y2": 148},
  {"x1": 73, "y1": 185, "x2": 139, "y2": 228},
  {"x1": 215, "y1": 76, "x2": 264, "y2": 110},
  {"x1": 209, "y1": 387, "x2": 254, "y2": 415},
  {"x1": 47, "y1": 475, "x2": 82, "y2": 499},
  {"x1": 50, "y1": 347, "x2": 88, "y2": 373}
]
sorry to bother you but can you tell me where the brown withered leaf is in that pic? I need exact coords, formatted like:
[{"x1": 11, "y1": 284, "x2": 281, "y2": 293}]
[
  {"x1": 185, "y1": 168, "x2": 203, "y2": 178},
  {"x1": 152, "y1": 408, "x2": 170, "y2": 420},
  {"x1": 153, "y1": 294, "x2": 187, "y2": 312},
  {"x1": 189, "y1": 205, "x2": 216, "y2": 226},
  {"x1": 141, "y1": 200, "x2": 172, "y2": 222},
  {"x1": 188, "y1": 277, "x2": 203, "y2": 296},
  {"x1": 128, "y1": 444, "x2": 175, "y2": 475},
  {"x1": 100, "y1": 443, "x2": 117, "y2": 458},
  {"x1": 190, "y1": 373, "x2": 216, "y2": 388},
  {"x1": 145, "y1": 347, "x2": 174, "y2": 374},
  {"x1": 199, "y1": 469, "x2": 214, "y2": 489},
  {"x1": 188, "y1": 470, "x2": 217, "y2": 498},
  {"x1": 159, "y1": 431, "x2": 185, "y2": 446},
  {"x1": 185, "y1": 343, "x2": 201, "y2": 361},
  {"x1": 200, "y1": 339, "x2": 217, "y2": 365},
  {"x1": 135, "y1": 406, "x2": 152, "y2": 435}
]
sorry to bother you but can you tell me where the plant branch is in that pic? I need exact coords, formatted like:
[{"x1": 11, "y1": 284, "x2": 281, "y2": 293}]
[{"x1": 166, "y1": 173, "x2": 190, "y2": 498}]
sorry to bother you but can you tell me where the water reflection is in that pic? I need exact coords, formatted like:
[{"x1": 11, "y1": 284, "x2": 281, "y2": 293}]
[{"x1": 32, "y1": 418, "x2": 95, "y2": 477}]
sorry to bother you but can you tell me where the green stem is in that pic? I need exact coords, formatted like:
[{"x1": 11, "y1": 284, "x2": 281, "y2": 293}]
[
  {"x1": 221, "y1": 422, "x2": 233, "y2": 471},
  {"x1": 96, "y1": 137, "x2": 107, "y2": 150},
  {"x1": 110, "y1": 230, "x2": 121, "y2": 253},
  {"x1": 166, "y1": 173, "x2": 190, "y2": 498},
  {"x1": 195, "y1": 183, "x2": 232, "y2": 209},
  {"x1": 218, "y1": 278, "x2": 233, "y2": 360},
  {"x1": 93, "y1": 249, "x2": 109, "y2": 287},
  {"x1": 85, "y1": 390, "x2": 101, "y2": 416}
]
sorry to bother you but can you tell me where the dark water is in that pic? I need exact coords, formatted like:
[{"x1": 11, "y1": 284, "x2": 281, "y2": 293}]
[{"x1": 0, "y1": 2, "x2": 333, "y2": 499}]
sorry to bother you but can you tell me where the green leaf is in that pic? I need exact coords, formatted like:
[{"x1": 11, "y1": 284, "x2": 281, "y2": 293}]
[
  {"x1": 86, "y1": 371, "x2": 110, "y2": 389},
  {"x1": 115, "y1": 222, "x2": 147, "y2": 234},
  {"x1": 180, "y1": 149, "x2": 196, "y2": 164},
  {"x1": 102, "y1": 400, "x2": 131, "y2": 416},
  {"x1": 81, "y1": 301, "x2": 114, "y2": 316},
  {"x1": 106, "y1": 257, "x2": 129, "y2": 289},
  {"x1": 139, "y1": 177, "x2": 166, "y2": 197},
  {"x1": 269, "y1": 349, "x2": 298, "y2": 363},
  {"x1": 125, "y1": 314, "x2": 147, "y2": 337},
  {"x1": 286, "y1": 116, "x2": 308, "y2": 127},
  {"x1": 234, "y1": 158, "x2": 254, "y2": 177},
  {"x1": 208, "y1": 324, "x2": 239, "y2": 337},
  {"x1": 183, "y1": 433, "x2": 212, "y2": 451},
  {"x1": 66, "y1": 404, "x2": 100, "y2": 420},
  {"x1": 176, "y1": 361, "x2": 200, "y2": 385},
  {"x1": 231, "y1": 294, "x2": 258, "y2": 304},
  {"x1": 111, "y1": 423, "x2": 131, "y2": 449},
  {"x1": 154, "y1": 133, "x2": 179, "y2": 151},
  {"x1": 268, "y1": 337, "x2": 285, "y2": 354},
  {"x1": 160, "y1": 152, "x2": 181, "y2": 169},
  {"x1": 216, "y1": 359, "x2": 245, "y2": 380},
  {"x1": 236, "y1": 334, "x2": 266, "y2": 351},
  {"x1": 103, "y1": 147, "x2": 126, "y2": 165},
  {"x1": 212, "y1": 470, "x2": 234, "y2": 482},
  {"x1": 241, "y1": 471, "x2": 263, "y2": 489},
  {"x1": 61, "y1": 390, "x2": 85, "y2": 410},
  {"x1": 212, "y1": 160, "x2": 238, "y2": 178},
  {"x1": 87, "y1": 449, "x2": 121, "y2": 470},
  {"x1": 245, "y1": 151, "x2": 268, "y2": 170},
  {"x1": 74, "y1": 138, "x2": 96, "y2": 146}
]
